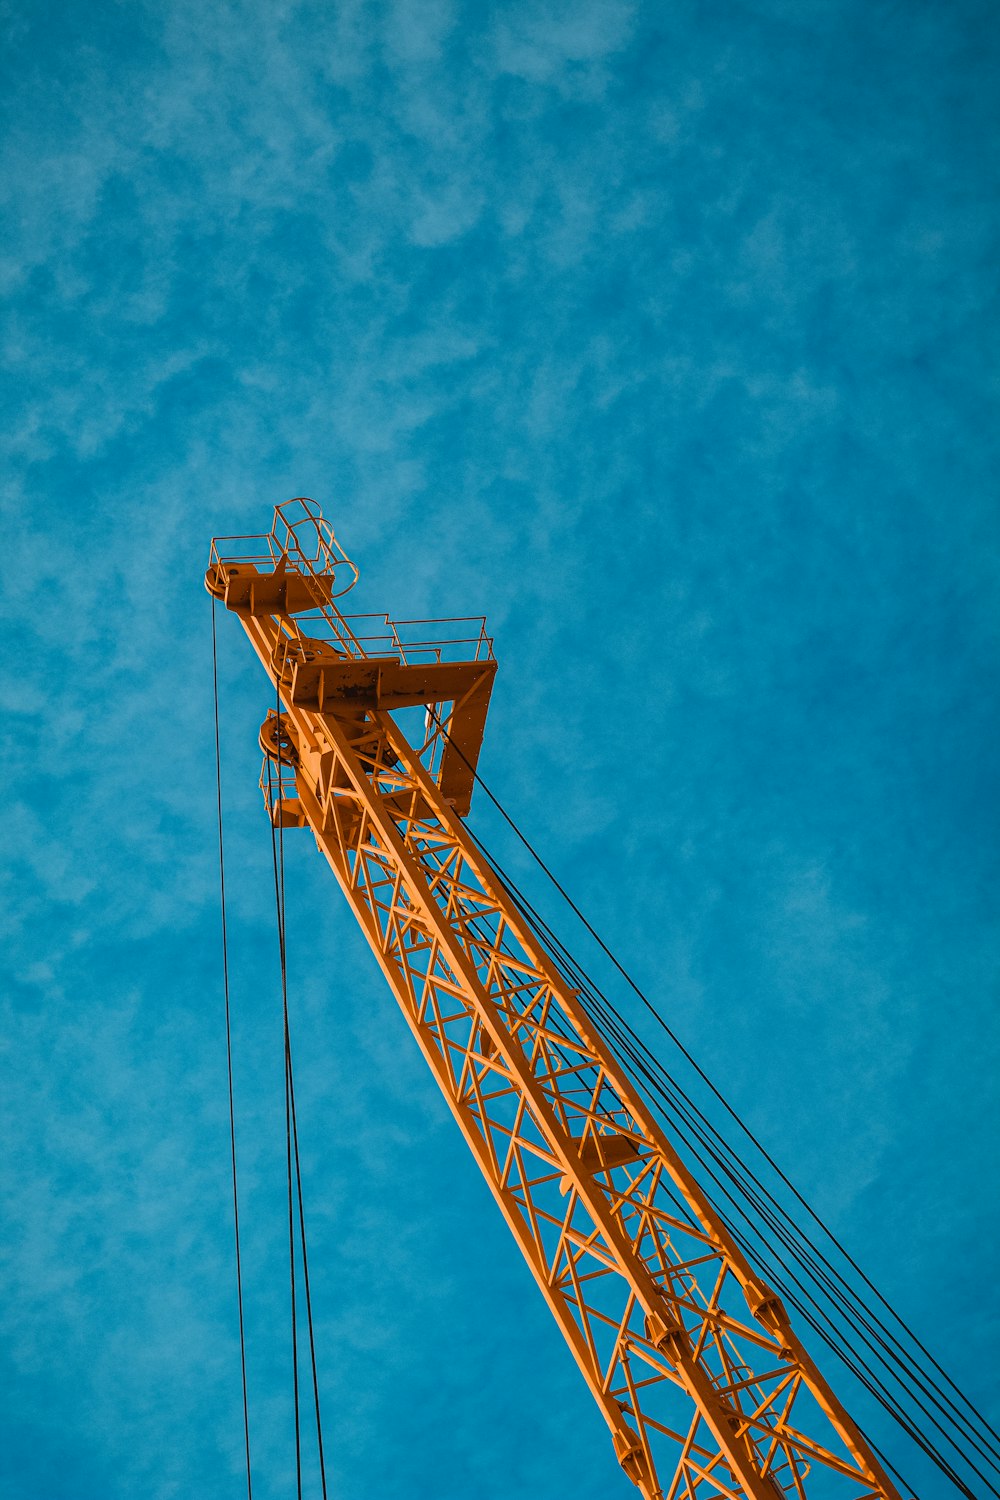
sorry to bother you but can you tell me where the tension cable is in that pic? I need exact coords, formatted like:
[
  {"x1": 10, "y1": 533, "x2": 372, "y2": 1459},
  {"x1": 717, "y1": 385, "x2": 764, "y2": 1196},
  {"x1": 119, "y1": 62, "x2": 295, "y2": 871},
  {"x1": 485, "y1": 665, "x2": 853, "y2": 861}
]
[
  {"x1": 268, "y1": 696, "x2": 329, "y2": 1500},
  {"x1": 211, "y1": 600, "x2": 254, "y2": 1500},
  {"x1": 443, "y1": 729, "x2": 998, "y2": 1498}
]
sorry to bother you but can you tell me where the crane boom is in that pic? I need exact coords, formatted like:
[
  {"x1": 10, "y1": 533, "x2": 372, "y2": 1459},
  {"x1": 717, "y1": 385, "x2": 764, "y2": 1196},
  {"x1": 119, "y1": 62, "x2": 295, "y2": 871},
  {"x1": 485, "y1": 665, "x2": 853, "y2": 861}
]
[{"x1": 207, "y1": 499, "x2": 901, "y2": 1500}]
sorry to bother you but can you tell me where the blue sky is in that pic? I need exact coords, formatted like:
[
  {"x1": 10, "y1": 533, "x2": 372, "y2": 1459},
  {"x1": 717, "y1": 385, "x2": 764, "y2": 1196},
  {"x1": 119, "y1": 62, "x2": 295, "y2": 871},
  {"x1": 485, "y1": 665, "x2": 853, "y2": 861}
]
[{"x1": 1, "y1": 1, "x2": 998, "y2": 1496}]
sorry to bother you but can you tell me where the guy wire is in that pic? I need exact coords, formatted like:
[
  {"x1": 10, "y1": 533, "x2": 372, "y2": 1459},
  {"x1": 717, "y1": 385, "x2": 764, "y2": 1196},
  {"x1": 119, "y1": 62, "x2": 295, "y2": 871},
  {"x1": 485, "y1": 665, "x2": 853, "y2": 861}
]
[{"x1": 211, "y1": 601, "x2": 254, "y2": 1500}]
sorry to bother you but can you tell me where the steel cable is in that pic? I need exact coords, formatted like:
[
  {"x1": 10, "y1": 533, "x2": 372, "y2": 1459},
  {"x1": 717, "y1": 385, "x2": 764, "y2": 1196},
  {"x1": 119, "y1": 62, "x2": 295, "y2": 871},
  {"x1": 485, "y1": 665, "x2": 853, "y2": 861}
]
[
  {"x1": 269, "y1": 706, "x2": 329, "y2": 1500},
  {"x1": 444, "y1": 741, "x2": 997, "y2": 1497},
  {"x1": 480, "y1": 835, "x2": 988, "y2": 1498},
  {"x1": 467, "y1": 763, "x2": 1000, "y2": 1446},
  {"x1": 211, "y1": 601, "x2": 254, "y2": 1500},
  {"x1": 266, "y1": 742, "x2": 303, "y2": 1500}
]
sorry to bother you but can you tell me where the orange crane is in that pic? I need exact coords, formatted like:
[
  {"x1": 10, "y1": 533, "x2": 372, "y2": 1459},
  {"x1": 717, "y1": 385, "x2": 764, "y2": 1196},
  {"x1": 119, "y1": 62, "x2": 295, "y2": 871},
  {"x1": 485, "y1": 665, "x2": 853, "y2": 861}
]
[{"x1": 207, "y1": 497, "x2": 902, "y2": 1500}]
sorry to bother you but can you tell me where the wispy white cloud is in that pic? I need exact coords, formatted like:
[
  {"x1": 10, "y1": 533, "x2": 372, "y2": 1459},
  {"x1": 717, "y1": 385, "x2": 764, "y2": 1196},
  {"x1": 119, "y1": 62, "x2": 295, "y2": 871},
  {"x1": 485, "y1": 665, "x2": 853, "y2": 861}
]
[{"x1": 1, "y1": 0, "x2": 997, "y2": 1494}]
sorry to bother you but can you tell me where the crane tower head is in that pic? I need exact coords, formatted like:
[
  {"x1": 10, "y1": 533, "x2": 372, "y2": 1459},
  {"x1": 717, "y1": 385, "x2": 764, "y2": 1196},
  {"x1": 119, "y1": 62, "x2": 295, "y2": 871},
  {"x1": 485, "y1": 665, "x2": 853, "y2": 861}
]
[
  {"x1": 206, "y1": 498, "x2": 498, "y2": 818},
  {"x1": 206, "y1": 496, "x2": 360, "y2": 610}
]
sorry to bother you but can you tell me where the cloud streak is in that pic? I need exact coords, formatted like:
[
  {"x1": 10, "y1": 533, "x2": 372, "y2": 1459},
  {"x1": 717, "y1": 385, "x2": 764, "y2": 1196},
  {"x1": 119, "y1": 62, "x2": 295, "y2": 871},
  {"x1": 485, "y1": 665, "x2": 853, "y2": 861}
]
[{"x1": 2, "y1": 0, "x2": 997, "y2": 1495}]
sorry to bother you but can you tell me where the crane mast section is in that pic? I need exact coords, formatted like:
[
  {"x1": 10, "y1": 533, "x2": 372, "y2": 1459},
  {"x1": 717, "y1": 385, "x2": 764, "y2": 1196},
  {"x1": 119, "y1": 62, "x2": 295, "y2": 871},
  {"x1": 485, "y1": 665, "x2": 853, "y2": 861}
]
[{"x1": 210, "y1": 516, "x2": 900, "y2": 1500}]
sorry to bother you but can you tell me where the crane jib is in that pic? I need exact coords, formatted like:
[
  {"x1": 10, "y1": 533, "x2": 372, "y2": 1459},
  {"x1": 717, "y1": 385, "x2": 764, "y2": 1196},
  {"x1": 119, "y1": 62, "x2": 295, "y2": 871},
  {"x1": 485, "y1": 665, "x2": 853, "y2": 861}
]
[{"x1": 207, "y1": 497, "x2": 903, "y2": 1500}]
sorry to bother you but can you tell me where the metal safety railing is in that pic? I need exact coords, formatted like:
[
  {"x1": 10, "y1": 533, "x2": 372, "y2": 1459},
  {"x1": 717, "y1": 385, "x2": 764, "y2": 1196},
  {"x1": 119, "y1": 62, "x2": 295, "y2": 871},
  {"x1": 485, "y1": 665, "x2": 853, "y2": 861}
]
[
  {"x1": 211, "y1": 499, "x2": 495, "y2": 668},
  {"x1": 208, "y1": 497, "x2": 359, "y2": 593},
  {"x1": 339, "y1": 614, "x2": 495, "y2": 666}
]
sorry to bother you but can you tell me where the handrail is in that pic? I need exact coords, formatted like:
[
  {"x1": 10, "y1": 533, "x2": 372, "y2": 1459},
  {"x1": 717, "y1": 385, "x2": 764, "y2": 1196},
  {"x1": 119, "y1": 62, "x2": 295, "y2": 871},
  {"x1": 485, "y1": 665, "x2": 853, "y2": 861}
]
[{"x1": 210, "y1": 503, "x2": 494, "y2": 667}]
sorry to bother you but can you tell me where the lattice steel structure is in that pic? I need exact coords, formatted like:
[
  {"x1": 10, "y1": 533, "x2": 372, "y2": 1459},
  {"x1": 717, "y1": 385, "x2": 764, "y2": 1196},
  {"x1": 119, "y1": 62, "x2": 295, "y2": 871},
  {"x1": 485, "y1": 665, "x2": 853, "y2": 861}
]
[{"x1": 207, "y1": 499, "x2": 901, "y2": 1500}]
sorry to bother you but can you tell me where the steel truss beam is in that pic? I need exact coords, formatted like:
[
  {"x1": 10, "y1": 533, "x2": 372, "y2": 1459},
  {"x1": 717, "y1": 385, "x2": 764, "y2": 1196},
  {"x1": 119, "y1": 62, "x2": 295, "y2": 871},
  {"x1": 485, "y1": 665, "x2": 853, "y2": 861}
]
[{"x1": 215, "y1": 568, "x2": 901, "y2": 1500}]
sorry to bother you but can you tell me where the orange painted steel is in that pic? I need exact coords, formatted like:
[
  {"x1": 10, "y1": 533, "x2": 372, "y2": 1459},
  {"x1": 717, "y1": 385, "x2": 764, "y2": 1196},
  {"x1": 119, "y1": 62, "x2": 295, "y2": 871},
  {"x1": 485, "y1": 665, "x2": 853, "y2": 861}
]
[{"x1": 208, "y1": 500, "x2": 902, "y2": 1500}]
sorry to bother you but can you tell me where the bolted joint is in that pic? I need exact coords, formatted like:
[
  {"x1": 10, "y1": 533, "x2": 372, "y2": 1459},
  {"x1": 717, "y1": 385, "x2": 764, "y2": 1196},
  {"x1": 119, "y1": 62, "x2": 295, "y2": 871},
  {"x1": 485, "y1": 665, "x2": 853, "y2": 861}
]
[
  {"x1": 644, "y1": 1308, "x2": 689, "y2": 1362},
  {"x1": 613, "y1": 1427, "x2": 653, "y2": 1490},
  {"x1": 744, "y1": 1280, "x2": 793, "y2": 1350}
]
